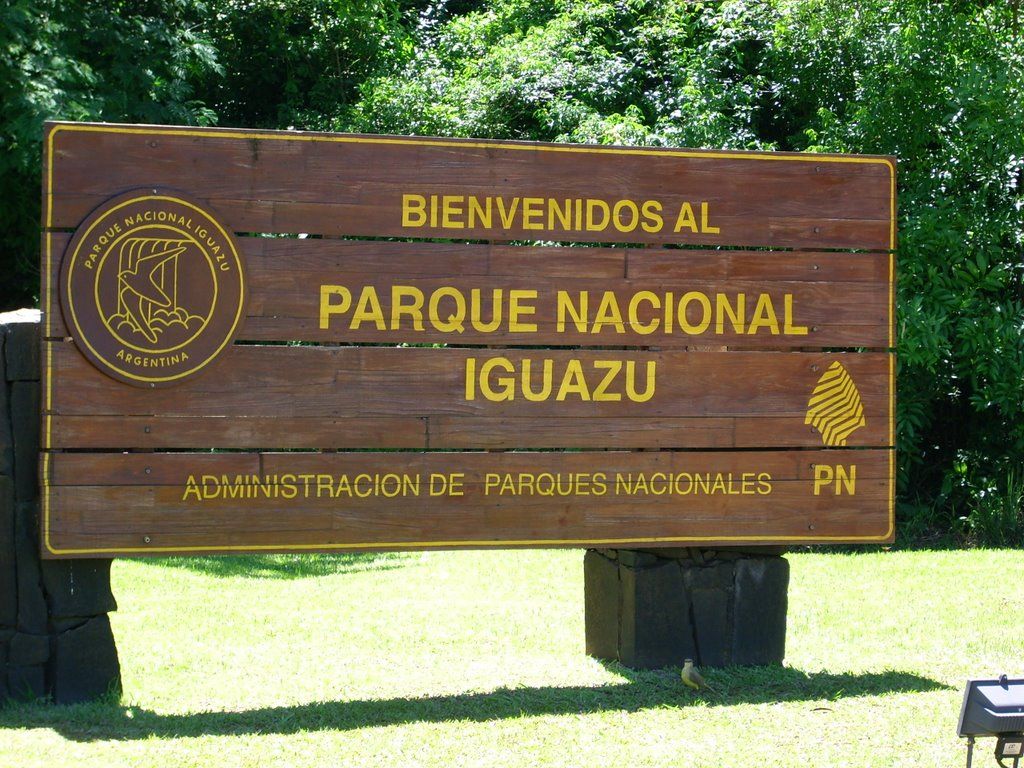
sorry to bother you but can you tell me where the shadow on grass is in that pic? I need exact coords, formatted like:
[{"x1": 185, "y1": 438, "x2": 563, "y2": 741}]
[
  {"x1": 0, "y1": 666, "x2": 951, "y2": 742},
  {"x1": 138, "y1": 552, "x2": 415, "y2": 579}
]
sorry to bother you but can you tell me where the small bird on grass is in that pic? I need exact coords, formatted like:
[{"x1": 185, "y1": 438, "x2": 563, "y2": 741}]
[{"x1": 680, "y1": 658, "x2": 707, "y2": 690}]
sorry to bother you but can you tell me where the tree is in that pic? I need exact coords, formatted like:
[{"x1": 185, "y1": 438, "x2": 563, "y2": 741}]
[
  {"x1": 191, "y1": 0, "x2": 414, "y2": 130},
  {"x1": 0, "y1": 0, "x2": 222, "y2": 310}
]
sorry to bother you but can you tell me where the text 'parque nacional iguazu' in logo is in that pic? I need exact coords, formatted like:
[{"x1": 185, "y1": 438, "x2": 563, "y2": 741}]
[{"x1": 59, "y1": 190, "x2": 246, "y2": 386}]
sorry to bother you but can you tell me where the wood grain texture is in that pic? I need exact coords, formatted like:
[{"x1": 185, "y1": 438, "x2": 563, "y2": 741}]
[
  {"x1": 45, "y1": 414, "x2": 877, "y2": 450},
  {"x1": 46, "y1": 342, "x2": 892, "y2": 446},
  {"x1": 45, "y1": 232, "x2": 892, "y2": 347},
  {"x1": 44, "y1": 123, "x2": 895, "y2": 250},
  {"x1": 44, "y1": 450, "x2": 892, "y2": 556},
  {"x1": 250, "y1": 276, "x2": 885, "y2": 347},
  {"x1": 39, "y1": 122, "x2": 897, "y2": 558}
]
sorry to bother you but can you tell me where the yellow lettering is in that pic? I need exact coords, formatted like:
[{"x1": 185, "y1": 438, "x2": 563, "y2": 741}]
[
  {"x1": 813, "y1": 465, "x2": 834, "y2": 495},
  {"x1": 429, "y1": 286, "x2": 466, "y2": 333},
  {"x1": 464, "y1": 356, "x2": 657, "y2": 404},
  {"x1": 678, "y1": 291, "x2": 712, "y2": 334},
  {"x1": 317, "y1": 474, "x2": 335, "y2": 498},
  {"x1": 625, "y1": 360, "x2": 656, "y2": 402},
  {"x1": 715, "y1": 293, "x2": 745, "y2": 335},
  {"x1": 354, "y1": 474, "x2": 374, "y2": 498},
  {"x1": 549, "y1": 198, "x2": 572, "y2": 230},
  {"x1": 480, "y1": 357, "x2": 516, "y2": 401},
  {"x1": 837, "y1": 465, "x2": 856, "y2": 495},
  {"x1": 465, "y1": 357, "x2": 476, "y2": 400},
  {"x1": 628, "y1": 291, "x2": 660, "y2": 334},
  {"x1": 496, "y1": 197, "x2": 520, "y2": 229},
  {"x1": 592, "y1": 291, "x2": 626, "y2": 334},
  {"x1": 557, "y1": 291, "x2": 587, "y2": 333},
  {"x1": 470, "y1": 289, "x2": 502, "y2": 333},
  {"x1": 612, "y1": 200, "x2": 639, "y2": 233},
  {"x1": 592, "y1": 360, "x2": 622, "y2": 401},
  {"x1": 509, "y1": 289, "x2": 538, "y2": 332},
  {"x1": 350, "y1": 286, "x2": 386, "y2": 330},
  {"x1": 468, "y1": 196, "x2": 492, "y2": 229},
  {"x1": 522, "y1": 359, "x2": 553, "y2": 402},
  {"x1": 748, "y1": 294, "x2": 780, "y2": 335},
  {"x1": 182, "y1": 475, "x2": 201, "y2": 502},
  {"x1": 448, "y1": 473, "x2": 464, "y2": 496},
  {"x1": 673, "y1": 202, "x2": 698, "y2": 233},
  {"x1": 586, "y1": 199, "x2": 610, "y2": 231},
  {"x1": 319, "y1": 285, "x2": 351, "y2": 329},
  {"x1": 700, "y1": 201, "x2": 720, "y2": 234},
  {"x1": 442, "y1": 196, "x2": 465, "y2": 228},
  {"x1": 783, "y1": 294, "x2": 808, "y2": 335},
  {"x1": 402, "y1": 194, "x2": 427, "y2": 227},
  {"x1": 429, "y1": 473, "x2": 447, "y2": 496},
  {"x1": 641, "y1": 200, "x2": 663, "y2": 233},
  {"x1": 522, "y1": 197, "x2": 544, "y2": 230},
  {"x1": 391, "y1": 286, "x2": 425, "y2": 331},
  {"x1": 556, "y1": 359, "x2": 591, "y2": 400}
]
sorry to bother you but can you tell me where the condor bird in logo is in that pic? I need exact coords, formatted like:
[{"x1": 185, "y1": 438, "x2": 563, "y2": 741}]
[
  {"x1": 110, "y1": 237, "x2": 205, "y2": 345},
  {"x1": 805, "y1": 361, "x2": 866, "y2": 446}
]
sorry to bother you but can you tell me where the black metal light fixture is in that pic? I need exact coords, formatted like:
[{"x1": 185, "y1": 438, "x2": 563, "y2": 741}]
[{"x1": 958, "y1": 676, "x2": 1024, "y2": 767}]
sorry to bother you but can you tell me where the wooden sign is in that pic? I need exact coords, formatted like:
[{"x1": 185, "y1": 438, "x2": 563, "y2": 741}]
[{"x1": 40, "y1": 122, "x2": 896, "y2": 557}]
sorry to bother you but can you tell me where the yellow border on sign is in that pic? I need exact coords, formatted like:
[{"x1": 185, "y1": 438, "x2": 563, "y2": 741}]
[{"x1": 41, "y1": 122, "x2": 897, "y2": 556}]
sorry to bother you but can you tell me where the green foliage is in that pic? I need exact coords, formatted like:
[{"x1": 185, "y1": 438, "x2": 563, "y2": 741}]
[
  {"x1": 956, "y1": 467, "x2": 1024, "y2": 547},
  {"x1": 349, "y1": 1, "x2": 773, "y2": 148},
  {"x1": 192, "y1": 0, "x2": 414, "y2": 130},
  {"x1": 0, "y1": 0, "x2": 223, "y2": 309}
]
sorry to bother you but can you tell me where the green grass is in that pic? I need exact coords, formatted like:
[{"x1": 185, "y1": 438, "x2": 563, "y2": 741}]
[{"x1": 2, "y1": 549, "x2": 1021, "y2": 767}]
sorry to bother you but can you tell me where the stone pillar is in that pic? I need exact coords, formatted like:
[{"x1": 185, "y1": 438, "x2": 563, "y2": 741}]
[
  {"x1": 585, "y1": 547, "x2": 789, "y2": 669},
  {"x1": 0, "y1": 310, "x2": 120, "y2": 704}
]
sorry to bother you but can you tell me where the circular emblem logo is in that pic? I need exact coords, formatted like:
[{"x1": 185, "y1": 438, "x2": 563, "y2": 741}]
[{"x1": 60, "y1": 190, "x2": 246, "y2": 386}]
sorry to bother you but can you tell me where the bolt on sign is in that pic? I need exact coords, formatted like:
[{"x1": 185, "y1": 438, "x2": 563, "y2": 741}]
[{"x1": 40, "y1": 122, "x2": 896, "y2": 558}]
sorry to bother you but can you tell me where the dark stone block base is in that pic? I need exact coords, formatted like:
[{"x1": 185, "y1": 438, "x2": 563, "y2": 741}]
[
  {"x1": 50, "y1": 616, "x2": 121, "y2": 704},
  {"x1": 585, "y1": 548, "x2": 789, "y2": 669},
  {"x1": 42, "y1": 560, "x2": 118, "y2": 619},
  {"x1": 0, "y1": 311, "x2": 120, "y2": 704}
]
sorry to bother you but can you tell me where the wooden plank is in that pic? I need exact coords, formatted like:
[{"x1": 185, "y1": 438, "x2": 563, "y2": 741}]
[
  {"x1": 46, "y1": 233, "x2": 888, "y2": 285},
  {"x1": 46, "y1": 414, "x2": 861, "y2": 450},
  {"x1": 626, "y1": 248, "x2": 890, "y2": 283},
  {"x1": 49, "y1": 450, "x2": 892, "y2": 486},
  {"x1": 428, "y1": 416, "x2": 848, "y2": 450},
  {"x1": 46, "y1": 342, "x2": 893, "y2": 447},
  {"x1": 44, "y1": 232, "x2": 891, "y2": 346},
  {"x1": 44, "y1": 123, "x2": 895, "y2": 250},
  {"x1": 245, "y1": 275, "x2": 887, "y2": 348},
  {"x1": 48, "y1": 415, "x2": 428, "y2": 450},
  {"x1": 42, "y1": 449, "x2": 893, "y2": 557}
]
